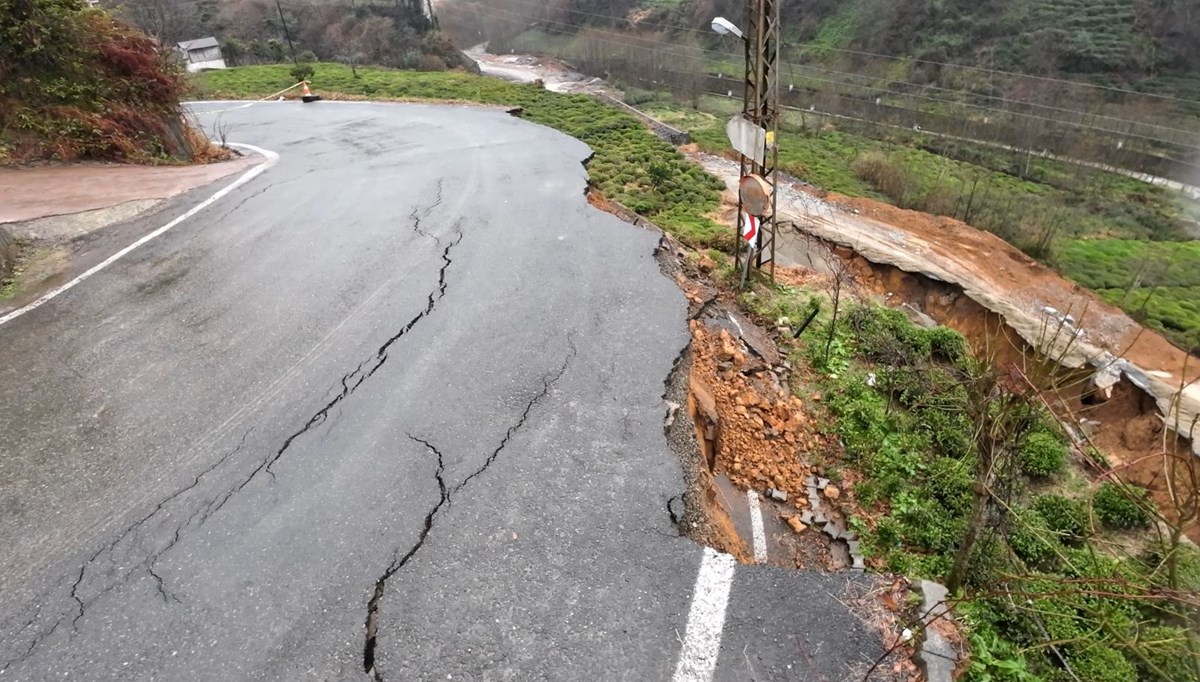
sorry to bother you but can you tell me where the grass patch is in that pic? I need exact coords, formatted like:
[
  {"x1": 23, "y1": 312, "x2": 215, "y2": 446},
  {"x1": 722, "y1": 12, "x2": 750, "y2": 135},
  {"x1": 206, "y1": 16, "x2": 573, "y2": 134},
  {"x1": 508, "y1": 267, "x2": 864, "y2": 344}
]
[
  {"x1": 193, "y1": 64, "x2": 728, "y2": 249},
  {"x1": 642, "y1": 97, "x2": 1200, "y2": 352},
  {"x1": 1057, "y1": 238, "x2": 1200, "y2": 349},
  {"x1": 772, "y1": 297, "x2": 1197, "y2": 681}
]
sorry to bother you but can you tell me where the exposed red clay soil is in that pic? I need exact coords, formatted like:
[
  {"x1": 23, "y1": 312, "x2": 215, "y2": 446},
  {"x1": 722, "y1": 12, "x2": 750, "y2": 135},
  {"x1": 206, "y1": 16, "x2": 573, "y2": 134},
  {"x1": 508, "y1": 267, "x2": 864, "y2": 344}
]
[
  {"x1": 688, "y1": 322, "x2": 817, "y2": 503},
  {"x1": 825, "y1": 191, "x2": 1198, "y2": 384}
]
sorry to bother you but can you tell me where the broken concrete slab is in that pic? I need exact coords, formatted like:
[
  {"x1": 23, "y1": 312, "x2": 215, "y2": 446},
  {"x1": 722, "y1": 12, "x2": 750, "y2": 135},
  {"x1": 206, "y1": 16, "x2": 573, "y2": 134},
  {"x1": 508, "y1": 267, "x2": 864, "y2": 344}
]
[
  {"x1": 914, "y1": 580, "x2": 958, "y2": 682},
  {"x1": 919, "y1": 580, "x2": 951, "y2": 622},
  {"x1": 727, "y1": 309, "x2": 781, "y2": 366},
  {"x1": 916, "y1": 630, "x2": 958, "y2": 682},
  {"x1": 0, "y1": 226, "x2": 15, "y2": 281},
  {"x1": 766, "y1": 488, "x2": 788, "y2": 503},
  {"x1": 664, "y1": 401, "x2": 681, "y2": 428}
]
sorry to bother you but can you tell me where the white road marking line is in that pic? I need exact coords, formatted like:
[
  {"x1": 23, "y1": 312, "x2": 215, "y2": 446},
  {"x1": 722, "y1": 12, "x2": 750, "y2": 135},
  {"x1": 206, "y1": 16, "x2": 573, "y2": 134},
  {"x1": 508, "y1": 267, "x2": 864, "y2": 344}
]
[
  {"x1": 727, "y1": 311, "x2": 745, "y2": 338},
  {"x1": 673, "y1": 547, "x2": 737, "y2": 682},
  {"x1": 746, "y1": 490, "x2": 768, "y2": 563},
  {"x1": 0, "y1": 143, "x2": 279, "y2": 328}
]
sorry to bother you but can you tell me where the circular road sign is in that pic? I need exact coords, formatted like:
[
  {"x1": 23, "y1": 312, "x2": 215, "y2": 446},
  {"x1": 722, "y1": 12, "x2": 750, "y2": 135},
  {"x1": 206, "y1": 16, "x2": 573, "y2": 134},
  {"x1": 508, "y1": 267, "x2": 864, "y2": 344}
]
[{"x1": 740, "y1": 174, "x2": 772, "y2": 216}]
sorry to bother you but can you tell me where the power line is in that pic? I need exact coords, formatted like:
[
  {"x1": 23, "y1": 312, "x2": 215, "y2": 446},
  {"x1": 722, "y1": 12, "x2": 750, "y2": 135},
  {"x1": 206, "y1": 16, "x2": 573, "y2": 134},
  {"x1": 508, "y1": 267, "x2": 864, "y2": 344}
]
[
  {"x1": 470, "y1": 6, "x2": 1200, "y2": 150},
  {"x1": 470, "y1": 4, "x2": 1199, "y2": 147},
  {"x1": 488, "y1": 0, "x2": 1200, "y2": 107}
]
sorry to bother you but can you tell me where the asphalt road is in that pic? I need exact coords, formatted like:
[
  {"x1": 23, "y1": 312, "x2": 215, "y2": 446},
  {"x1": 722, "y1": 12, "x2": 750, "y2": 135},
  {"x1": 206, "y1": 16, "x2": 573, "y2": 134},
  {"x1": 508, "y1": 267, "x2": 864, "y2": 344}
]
[{"x1": 0, "y1": 102, "x2": 884, "y2": 680}]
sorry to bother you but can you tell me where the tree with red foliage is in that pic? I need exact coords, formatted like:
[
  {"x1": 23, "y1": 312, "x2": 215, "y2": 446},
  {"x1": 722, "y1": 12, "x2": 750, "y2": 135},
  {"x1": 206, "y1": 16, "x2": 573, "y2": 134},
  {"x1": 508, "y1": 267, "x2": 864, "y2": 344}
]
[{"x1": 1, "y1": 0, "x2": 197, "y2": 163}]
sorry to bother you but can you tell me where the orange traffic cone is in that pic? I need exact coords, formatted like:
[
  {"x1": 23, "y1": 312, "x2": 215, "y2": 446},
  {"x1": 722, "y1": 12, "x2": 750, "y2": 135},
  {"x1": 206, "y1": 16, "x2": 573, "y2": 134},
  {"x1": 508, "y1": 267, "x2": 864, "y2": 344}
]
[{"x1": 301, "y1": 80, "x2": 321, "y2": 103}]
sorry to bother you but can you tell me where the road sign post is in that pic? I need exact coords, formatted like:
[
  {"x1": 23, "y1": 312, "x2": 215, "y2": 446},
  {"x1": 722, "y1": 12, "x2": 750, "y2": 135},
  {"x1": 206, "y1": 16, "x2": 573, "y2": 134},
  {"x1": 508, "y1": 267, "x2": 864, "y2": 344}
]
[{"x1": 731, "y1": 0, "x2": 780, "y2": 285}]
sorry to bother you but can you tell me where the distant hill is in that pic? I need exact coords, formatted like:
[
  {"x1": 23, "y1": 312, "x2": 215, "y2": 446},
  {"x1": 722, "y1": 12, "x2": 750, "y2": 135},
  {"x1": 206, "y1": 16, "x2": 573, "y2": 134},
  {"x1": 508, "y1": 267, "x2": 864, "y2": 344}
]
[
  {"x1": 106, "y1": 0, "x2": 475, "y2": 74},
  {"x1": 441, "y1": 0, "x2": 1200, "y2": 179},
  {"x1": 521, "y1": 0, "x2": 1200, "y2": 99}
]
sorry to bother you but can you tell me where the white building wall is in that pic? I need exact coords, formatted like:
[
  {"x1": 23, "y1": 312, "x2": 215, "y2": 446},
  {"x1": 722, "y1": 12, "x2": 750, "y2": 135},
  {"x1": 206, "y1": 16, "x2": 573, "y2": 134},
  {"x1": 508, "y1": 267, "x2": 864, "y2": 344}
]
[{"x1": 185, "y1": 58, "x2": 227, "y2": 73}]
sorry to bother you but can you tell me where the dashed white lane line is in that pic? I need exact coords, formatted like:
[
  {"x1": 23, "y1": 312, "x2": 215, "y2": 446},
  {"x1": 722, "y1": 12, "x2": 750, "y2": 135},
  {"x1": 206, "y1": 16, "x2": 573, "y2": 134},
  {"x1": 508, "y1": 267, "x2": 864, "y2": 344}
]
[
  {"x1": 673, "y1": 547, "x2": 737, "y2": 682},
  {"x1": 0, "y1": 143, "x2": 279, "y2": 328},
  {"x1": 746, "y1": 490, "x2": 768, "y2": 563}
]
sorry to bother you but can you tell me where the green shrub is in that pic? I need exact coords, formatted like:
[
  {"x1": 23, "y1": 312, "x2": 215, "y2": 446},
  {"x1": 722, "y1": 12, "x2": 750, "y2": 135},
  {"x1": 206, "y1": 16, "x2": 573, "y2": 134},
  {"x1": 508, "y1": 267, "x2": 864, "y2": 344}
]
[
  {"x1": 2, "y1": 2, "x2": 193, "y2": 163},
  {"x1": 916, "y1": 406, "x2": 973, "y2": 458},
  {"x1": 623, "y1": 88, "x2": 658, "y2": 106},
  {"x1": 1018, "y1": 431, "x2": 1068, "y2": 478},
  {"x1": 852, "y1": 150, "x2": 921, "y2": 206},
  {"x1": 925, "y1": 456, "x2": 974, "y2": 516},
  {"x1": 1009, "y1": 508, "x2": 1061, "y2": 570},
  {"x1": 963, "y1": 533, "x2": 1010, "y2": 588},
  {"x1": 926, "y1": 325, "x2": 969, "y2": 363},
  {"x1": 1059, "y1": 645, "x2": 1137, "y2": 682},
  {"x1": 805, "y1": 321, "x2": 852, "y2": 375},
  {"x1": 964, "y1": 621, "x2": 1038, "y2": 682},
  {"x1": 1033, "y1": 494, "x2": 1088, "y2": 543},
  {"x1": 1093, "y1": 482, "x2": 1151, "y2": 530},
  {"x1": 846, "y1": 305, "x2": 932, "y2": 363},
  {"x1": 1127, "y1": 626, "x2": 1200, "y2": 682},
  {"x1": 290, "y1": 63, "x2": 315, "y2": 83}
]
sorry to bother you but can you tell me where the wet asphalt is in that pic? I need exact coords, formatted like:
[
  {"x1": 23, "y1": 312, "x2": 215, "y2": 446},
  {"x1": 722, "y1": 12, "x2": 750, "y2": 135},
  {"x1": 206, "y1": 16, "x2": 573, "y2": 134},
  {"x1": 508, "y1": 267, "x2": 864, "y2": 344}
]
[{"x1": 0, "y1": 102, "x2": 884, "y2": 680}]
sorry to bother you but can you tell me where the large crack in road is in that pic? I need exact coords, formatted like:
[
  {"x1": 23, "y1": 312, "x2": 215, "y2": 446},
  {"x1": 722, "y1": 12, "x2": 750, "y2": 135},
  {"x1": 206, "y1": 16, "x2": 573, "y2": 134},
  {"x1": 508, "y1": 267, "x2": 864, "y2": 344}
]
[
  {"x1": 0, "y1": 192, "x2": 460, "y2": 674},
  {"x1": 362, "y1": 345, "x2": 576, "y2": 680}
]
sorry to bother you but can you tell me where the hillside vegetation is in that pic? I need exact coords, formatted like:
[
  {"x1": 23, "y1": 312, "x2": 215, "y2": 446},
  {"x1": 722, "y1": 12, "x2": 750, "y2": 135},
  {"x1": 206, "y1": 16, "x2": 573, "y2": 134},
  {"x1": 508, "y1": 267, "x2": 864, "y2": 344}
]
[
  {"x1": 453, "y1": 0, "x2": 1200, "y2": 96},
  {"x1": 0, "y1": 0, "x2": 204, "y2": 163},
  {"x1": 443, "y1": 0, "x2": 1200, "y2": 186},
  {"x1": 110, "y1": 0, "x2": 474, "y2": 74}
]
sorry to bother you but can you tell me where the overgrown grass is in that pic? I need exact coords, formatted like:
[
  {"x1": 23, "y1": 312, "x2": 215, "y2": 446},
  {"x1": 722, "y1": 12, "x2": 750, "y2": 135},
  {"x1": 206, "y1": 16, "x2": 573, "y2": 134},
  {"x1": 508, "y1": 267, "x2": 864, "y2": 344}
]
[
  {"x1": 193, "y1": 64, "x2": 728, "y2": 249},
  {"x1": 1058, "y1": 239, "x2": 1200, "y2": 349},
  {"x1": 787, "y1": 301, "x2": 1197, "y2": 682},
  {"x1": 642, "y1": 98, "x2": 1200, "y2": 352},
  {"x1": 733, "y1": 271, "x2": 1200, "y2": 679},
  {"x1": 646, "y1": 100, "x2": 1197, "y2": 239}
]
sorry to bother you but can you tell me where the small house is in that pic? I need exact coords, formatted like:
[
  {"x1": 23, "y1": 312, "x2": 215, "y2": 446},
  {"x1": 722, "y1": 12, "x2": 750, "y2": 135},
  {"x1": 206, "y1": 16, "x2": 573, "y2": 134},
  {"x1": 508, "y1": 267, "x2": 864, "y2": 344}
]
[{"x1": 177, "y1": 37, "x2": 226, "y2": 73}]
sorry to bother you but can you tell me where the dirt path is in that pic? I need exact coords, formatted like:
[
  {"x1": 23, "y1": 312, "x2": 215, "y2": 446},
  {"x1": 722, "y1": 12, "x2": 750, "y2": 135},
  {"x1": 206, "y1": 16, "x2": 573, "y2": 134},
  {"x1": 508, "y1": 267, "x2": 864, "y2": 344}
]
[{"x1": 466, "y1": 48, "x2": 622, "y2": 97}]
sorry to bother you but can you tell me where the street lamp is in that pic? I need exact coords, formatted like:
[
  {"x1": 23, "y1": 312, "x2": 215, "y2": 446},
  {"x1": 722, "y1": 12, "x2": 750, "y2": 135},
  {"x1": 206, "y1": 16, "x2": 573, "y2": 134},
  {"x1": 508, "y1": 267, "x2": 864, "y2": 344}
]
[
  {"x1": 710, "y1": 17, "x2": 744, "y2": 40},
  {"x1": 711, "y1": 11, "x2": 778, "y2": 284}
]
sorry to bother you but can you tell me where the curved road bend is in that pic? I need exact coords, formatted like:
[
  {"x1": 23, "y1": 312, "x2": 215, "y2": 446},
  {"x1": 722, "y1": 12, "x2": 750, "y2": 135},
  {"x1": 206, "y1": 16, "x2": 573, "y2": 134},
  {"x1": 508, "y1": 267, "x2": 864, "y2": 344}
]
[{"x1": 0, "y1": 102, "x2": 883, "y2": 680}]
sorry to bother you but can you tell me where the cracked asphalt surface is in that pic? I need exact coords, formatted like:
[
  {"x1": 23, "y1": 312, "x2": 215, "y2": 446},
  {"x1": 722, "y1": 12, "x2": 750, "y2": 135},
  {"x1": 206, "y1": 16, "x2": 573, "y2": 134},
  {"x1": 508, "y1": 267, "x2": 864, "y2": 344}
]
[{"x1": 0, "y1": 102, "x2": 885, "y2": 680}]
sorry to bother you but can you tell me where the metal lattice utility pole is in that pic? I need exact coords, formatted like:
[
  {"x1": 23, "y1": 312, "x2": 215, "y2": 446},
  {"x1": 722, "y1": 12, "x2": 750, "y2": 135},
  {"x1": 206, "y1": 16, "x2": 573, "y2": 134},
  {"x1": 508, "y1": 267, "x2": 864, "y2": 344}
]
[{"x1": 735, "y1": 0, "x2": 780, "y2": 283}]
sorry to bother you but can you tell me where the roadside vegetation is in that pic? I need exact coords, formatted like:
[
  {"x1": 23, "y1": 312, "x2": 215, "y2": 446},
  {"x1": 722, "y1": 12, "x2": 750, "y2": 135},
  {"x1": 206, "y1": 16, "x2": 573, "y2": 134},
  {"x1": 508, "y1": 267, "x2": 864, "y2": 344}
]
[
  {"x1": 0, "y1": 0, "x2": 214, "y2": 163},
  {"x1": 735, "y1": 270, "x2": 1200, "y2": 682},
  {"x1": 195, "y1": 64, "x2": 727, "y2": 248},
  {"x1": 112, "y1": 0, "x2": 472, "y2": 74}
]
